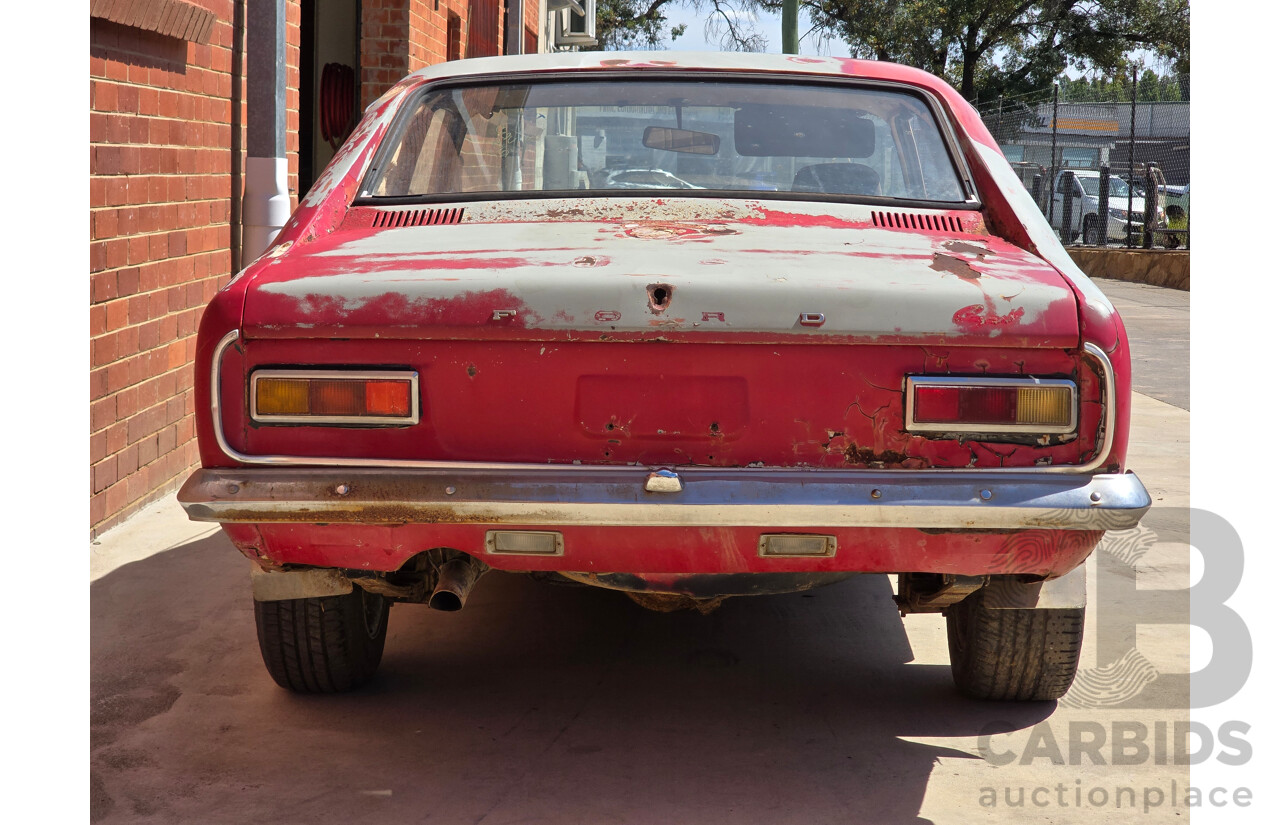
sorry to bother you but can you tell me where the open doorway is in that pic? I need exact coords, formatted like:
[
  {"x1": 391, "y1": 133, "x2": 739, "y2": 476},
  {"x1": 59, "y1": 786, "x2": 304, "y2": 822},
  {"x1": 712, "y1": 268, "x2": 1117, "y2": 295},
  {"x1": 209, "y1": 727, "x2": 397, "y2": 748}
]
[{"x1": 299, "y1": 0, "x2": 361, "y2": 196}]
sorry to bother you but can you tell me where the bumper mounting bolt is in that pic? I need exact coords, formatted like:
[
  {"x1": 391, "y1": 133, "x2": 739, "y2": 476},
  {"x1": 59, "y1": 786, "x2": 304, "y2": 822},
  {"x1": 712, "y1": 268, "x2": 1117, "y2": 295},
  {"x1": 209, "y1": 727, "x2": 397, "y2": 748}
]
[
  {"x1": 870, "y1": 489, "x2": 882, "y2": 499},
  {"x1": 335, "y1": 484, "x2": 350, "y2": 496},
  {"x1": 445, "y1": 486, "x2": 457, "y2": 496},
  {"x1": 1090, "y1": 491, "x2": 1102, "y2": 504},
  {"x1": 979, "y1": 489, "x2": 992, "y2": 501}
]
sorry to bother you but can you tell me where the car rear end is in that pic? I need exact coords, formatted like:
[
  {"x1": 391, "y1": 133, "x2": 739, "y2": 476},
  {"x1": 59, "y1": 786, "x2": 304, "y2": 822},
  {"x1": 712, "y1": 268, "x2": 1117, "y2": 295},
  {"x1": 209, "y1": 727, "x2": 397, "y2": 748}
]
[{"x1": 179, "y1": 55, "x2": 1149, "y2": 698}]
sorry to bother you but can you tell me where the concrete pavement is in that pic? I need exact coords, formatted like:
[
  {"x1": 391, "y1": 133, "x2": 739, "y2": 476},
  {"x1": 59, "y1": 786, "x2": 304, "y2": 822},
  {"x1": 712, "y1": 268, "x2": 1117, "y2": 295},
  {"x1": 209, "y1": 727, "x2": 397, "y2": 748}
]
[{"x1": 90, "y1": 282, "x2": 1191, "y2": 824}]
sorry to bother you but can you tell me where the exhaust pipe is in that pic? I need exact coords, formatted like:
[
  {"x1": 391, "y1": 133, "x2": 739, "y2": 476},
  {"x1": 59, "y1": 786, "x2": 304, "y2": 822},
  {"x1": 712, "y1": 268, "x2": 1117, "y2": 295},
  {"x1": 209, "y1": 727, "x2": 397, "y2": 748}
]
[{"x1": 429, "y1": 555, "x2": 488, "y2": 611}]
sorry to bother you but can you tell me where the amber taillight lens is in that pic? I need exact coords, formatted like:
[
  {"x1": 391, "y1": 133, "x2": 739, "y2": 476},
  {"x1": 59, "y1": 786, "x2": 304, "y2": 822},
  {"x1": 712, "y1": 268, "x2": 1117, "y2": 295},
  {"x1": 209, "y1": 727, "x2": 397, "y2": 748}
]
[
  {"x1": 252, "y1": 371, "x2": 417, "y2": 424},
  {"x1": 906, "y1": 378, "x2": 1075, "y2": 433}
]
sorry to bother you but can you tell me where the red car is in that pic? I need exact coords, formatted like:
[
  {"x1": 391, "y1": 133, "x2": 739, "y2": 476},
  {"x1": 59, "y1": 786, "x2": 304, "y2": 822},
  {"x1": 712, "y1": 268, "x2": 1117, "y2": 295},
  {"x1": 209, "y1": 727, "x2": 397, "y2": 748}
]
[{"x1": 179, "y1": 53, "x2": 1150, "y2": 699}]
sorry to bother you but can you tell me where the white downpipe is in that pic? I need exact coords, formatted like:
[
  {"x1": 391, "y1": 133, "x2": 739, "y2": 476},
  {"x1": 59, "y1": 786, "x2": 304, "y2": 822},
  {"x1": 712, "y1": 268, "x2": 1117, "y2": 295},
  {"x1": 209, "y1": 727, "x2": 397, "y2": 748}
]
[{"x1": 242, "y1": 156, "x2": 290, "y2": 263}]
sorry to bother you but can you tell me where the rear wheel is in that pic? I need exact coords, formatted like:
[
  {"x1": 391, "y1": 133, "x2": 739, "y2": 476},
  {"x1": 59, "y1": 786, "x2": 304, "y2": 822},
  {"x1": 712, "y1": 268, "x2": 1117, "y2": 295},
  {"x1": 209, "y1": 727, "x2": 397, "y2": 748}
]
[
  {"x1": 254, "y1": 586, "x2": 391, "y2": 693},
  {"x1": 946, "y1": 588, "x2": 1083, "y2": 701}
]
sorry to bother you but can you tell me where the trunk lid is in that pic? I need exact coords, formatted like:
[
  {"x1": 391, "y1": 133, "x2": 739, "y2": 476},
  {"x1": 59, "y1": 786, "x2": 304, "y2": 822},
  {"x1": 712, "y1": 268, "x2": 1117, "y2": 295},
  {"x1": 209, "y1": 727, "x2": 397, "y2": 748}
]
[{"x1": 242, "y1": 198, "x2": 1081, "y2": 348}]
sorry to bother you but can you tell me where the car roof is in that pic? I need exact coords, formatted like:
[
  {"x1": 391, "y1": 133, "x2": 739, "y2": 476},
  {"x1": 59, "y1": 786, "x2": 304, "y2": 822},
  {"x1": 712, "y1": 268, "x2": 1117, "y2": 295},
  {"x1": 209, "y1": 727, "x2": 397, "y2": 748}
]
[{"x1": 401, "y1": 51, "x2": 955, "y2": 94}]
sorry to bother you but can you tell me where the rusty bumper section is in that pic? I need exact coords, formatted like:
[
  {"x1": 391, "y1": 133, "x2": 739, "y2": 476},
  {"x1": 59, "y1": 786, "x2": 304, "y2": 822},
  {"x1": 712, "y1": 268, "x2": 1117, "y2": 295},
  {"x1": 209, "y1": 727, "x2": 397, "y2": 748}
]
[{"x1": 178, "y1": 467, "x2": 1150, "y2": 531}]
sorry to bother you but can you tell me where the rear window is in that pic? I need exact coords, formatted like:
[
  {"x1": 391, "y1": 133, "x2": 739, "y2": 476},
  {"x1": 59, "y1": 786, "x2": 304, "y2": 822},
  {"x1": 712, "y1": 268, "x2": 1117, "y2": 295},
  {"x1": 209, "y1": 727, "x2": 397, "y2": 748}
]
[{"x1": 361, "y1": 78, "x2": 968, "y2": 203}]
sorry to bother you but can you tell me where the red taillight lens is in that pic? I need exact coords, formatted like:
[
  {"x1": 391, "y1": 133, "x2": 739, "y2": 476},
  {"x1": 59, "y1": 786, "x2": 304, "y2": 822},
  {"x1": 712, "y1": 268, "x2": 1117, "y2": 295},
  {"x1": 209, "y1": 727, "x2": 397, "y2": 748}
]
[
  {"x1": 310, "y1": 379, "x2": 363, "y2": 416},
  {"x1": 253, "y1": 372, "x2": 417, "y2": 423},
  {"x1": 364, "y1": 380, "x2": 412, "y2": 417},
  {"x1": 914, "y1": 386, "x2": 1018, "y2": 424}
]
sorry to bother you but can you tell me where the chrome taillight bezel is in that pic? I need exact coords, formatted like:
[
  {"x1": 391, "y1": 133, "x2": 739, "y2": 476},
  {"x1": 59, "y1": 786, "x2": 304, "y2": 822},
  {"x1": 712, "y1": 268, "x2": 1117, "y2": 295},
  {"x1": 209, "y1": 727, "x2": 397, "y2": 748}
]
[
  {"x1": 904, "y1": 376, "x2": 1077, "y2": 435},
  {"x1": 249, "y1": 369, "x2": 421, "y2": 425}
]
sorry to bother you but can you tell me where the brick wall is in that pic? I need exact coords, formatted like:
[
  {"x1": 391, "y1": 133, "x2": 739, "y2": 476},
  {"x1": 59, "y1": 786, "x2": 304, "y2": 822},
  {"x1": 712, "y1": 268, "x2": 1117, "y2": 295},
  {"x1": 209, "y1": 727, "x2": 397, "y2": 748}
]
[
  {"x1": 360, "y1": 0, "x2": 511, "y2": 109},
  {"x1": 90, "y1": 0, "x2": 528, "y2": 536},
  {"x1": 89, "y1": 1, "x2": 302, "y2": 536}
]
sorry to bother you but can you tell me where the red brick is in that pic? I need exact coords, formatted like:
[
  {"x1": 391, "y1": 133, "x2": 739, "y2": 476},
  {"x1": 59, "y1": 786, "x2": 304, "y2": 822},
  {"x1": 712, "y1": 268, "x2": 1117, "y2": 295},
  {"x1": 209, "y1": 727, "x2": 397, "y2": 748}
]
[
  {"x1": 105, "y1": 178, "x2": 128, "y2": 206},
  {"x1": 90, "y1": 397, "x2": 115, "y2": 431},
  {"x1": 103, "y1": 481, "x2": 128, "y2": 521},
  {"x1": 92, "y1": 210, "x2": 118, "y2": 240},
  {"x1": 105, "y1": 298, "x2": 128, "y2": 331},
  {"x1": 117, "y1": 443, "x2": 139, "y2": 476},
  {"x1": 90, "y1": 493, "x2": 107, "y2": 528},
  {"x1": 92, "y1": 456, "x2": 118, "y2": 493},
  {"x1": 117, "y1": 267, "x2": 140, "y2": 298},
  {"x1": 90, "y1": 367, "x2": 109, "y2": 402},
  {"x1": 137, "y1": 433, "x2": 158, "y2": 467},
  {"x1": 105, "y1": 422, "x2": 128, "y2": 455},
  {"x1": 104, "y1": 240, "x2": 128, "y2": 270}
]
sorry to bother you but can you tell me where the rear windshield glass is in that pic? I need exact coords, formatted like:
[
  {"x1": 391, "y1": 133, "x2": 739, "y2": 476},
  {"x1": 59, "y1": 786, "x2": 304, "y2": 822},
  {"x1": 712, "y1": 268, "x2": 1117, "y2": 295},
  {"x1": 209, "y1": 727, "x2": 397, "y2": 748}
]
[{"x1": 362, "y1": 79, "x2": 967, "y2": 203}]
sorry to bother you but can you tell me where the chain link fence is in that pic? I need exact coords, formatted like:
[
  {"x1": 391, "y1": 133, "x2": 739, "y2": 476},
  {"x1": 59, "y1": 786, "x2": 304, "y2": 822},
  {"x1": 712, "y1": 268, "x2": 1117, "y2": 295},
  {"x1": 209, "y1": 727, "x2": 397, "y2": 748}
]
[{"x1": 976, "y1": 71, "x2": 1189, "y2": 250}]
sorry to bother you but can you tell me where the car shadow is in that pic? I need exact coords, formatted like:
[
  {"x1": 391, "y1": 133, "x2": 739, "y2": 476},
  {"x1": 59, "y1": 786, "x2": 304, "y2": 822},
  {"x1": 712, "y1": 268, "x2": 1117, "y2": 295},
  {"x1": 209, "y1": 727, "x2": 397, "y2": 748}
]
[{"x1": 91, "y1": 531, "x2": 1055, "y2": 824}]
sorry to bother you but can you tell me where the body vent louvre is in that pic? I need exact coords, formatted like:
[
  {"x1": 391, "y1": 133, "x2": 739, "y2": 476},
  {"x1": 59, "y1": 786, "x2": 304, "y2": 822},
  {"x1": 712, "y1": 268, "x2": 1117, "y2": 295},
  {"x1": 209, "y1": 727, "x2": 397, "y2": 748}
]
[
  {"x1": 871, "y1": 211, "x2": 963, "y2": 233},
  {"x1": 371, "y1": 208, "x2": 466, "y2": 228}
]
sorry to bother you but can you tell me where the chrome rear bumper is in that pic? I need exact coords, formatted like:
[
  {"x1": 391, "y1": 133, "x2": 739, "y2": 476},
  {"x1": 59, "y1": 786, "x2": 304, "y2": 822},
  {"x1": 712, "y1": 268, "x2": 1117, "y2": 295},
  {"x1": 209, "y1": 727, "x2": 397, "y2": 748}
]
[{"x1": 179, "y1": 466, "x2": 1150, "y2": 531}]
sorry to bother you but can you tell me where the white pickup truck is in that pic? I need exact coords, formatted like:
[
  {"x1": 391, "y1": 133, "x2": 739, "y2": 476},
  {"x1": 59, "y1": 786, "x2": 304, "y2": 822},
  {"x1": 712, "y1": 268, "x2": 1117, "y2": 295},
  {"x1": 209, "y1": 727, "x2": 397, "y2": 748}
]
[{"x1": 1049, "y1": 169, "x2": 1160, "y2": 243}]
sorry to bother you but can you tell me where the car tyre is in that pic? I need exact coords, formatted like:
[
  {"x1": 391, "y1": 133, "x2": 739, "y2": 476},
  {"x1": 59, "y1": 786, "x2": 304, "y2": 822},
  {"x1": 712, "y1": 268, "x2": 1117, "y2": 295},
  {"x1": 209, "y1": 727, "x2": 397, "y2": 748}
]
[
  {"x1": 946, "y1": 588, "x2": 1083, "y2": 701},
  {"x1": 1082, "y1": 215, "x2": 1101, "y2": 245},
  {"x1": 254, "y1": 586, "x2": 391, "y2": 693}
]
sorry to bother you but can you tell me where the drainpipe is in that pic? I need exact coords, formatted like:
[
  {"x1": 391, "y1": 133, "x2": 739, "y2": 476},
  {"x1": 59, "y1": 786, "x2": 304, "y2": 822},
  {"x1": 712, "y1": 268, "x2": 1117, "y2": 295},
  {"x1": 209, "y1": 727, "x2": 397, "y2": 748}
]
[
  {"x1": 505, "y1": 0, "x2": 524, "y2": 54},
  {"x1": 242, "y1": 0, "x2": 290, "y2": 264}
]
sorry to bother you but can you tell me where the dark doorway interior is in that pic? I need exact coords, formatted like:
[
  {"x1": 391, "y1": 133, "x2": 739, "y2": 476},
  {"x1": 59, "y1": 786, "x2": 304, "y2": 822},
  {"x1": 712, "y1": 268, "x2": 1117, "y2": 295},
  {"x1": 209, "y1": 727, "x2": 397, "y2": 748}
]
[{"x1": 299, "y1": 0, "x2": 362, "y2": 196}]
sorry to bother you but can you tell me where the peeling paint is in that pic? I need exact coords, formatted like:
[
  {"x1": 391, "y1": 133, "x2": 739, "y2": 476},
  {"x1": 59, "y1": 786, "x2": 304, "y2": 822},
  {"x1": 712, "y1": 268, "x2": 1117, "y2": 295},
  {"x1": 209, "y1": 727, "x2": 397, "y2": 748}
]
[
  {"x1": 953, "y1": 302, "x2": 1026, "y2": 330},
  {"x1": 242, "y1": 199, "x2": 1078, "y2": 346},
  {"x1": 930, "y1": 253, "x2": 982, "y2": 280}
]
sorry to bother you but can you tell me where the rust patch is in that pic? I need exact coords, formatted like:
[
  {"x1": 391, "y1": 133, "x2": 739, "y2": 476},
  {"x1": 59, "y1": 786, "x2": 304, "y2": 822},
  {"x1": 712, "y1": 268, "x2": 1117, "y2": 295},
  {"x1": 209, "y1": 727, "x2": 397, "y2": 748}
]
[
  {"x1": 191, "y1": 506, "x2": 503, "y2": 525},
  {"x1": 573, "y1": 255, "x2": 607, "y2": 267},
  {"x1": 942, "y1": 240, "x2": 991, "y2": 259},
  {"x1": 623, "y1": 222, "x2": 739, "y2": 241},
  {"x1": 625, "y1": 591, "x2": 728, "y2": 614},
  {"x1": 647, "y1": 283, "x2": 674, "y2": 314},
  {"x1": 844, "y1": 444, "x2": 930, "y2": 469},
  {"x1": 930, "y1": 253, "x2": 981, "y2": 280}
]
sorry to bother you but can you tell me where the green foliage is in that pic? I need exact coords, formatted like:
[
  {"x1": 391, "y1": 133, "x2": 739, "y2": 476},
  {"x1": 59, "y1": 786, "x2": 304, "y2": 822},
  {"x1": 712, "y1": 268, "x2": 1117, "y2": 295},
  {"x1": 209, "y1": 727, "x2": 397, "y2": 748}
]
[
  {"x1": 791, "y1": 0, "x2": 1189, "y2": 101},
  {"x1": 594, "y1": 0, "x2": 1188, "y2": 104},
  {"x1": 1056, "y1": 70, "x2": 1186, "y2": 103},
  {"x1": 591, "y1": 0, "x2": 685, "y2": 50}
]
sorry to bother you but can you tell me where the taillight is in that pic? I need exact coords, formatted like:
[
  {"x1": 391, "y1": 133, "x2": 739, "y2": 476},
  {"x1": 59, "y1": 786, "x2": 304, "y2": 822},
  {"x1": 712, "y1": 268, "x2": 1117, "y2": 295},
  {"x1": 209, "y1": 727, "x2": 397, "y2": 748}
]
[
  {"x1": 905, "y1": 377, "x2": 1075, "y2": 434},
  {"x1": 251, "y1": 370, "x2": 419, "y2": 424}
]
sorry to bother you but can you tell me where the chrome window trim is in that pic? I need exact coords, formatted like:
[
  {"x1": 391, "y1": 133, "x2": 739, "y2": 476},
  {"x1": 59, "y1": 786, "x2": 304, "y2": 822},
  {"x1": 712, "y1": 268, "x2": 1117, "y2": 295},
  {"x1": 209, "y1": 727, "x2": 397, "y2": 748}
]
[
  {"x1": 904, "y1": 376, "x2": 1078, "y2": 435},
  {"x1": 249, "y1": 369, "x2": 421, "y2": 426},
  {"x1": 211, "y1": 331, "x2": 1116, "y2": 474},
  {"x1": 356, "y1": 71, "x2": 980, "y2": 209}
]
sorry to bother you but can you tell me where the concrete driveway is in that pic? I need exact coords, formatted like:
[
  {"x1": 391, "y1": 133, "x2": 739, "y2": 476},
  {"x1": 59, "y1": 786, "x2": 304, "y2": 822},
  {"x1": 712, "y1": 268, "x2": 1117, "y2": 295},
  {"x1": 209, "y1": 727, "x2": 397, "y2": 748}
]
[{"x1": 90, "y1": 279, "x2": 1191, "y2": 823}]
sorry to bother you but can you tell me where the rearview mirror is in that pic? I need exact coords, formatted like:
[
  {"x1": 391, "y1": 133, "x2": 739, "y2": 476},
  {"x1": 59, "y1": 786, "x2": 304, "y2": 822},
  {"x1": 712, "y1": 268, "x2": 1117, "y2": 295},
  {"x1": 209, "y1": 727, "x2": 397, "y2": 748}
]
[{"x1": 642, "y1": 126, "x2": 720, "y2": 155}]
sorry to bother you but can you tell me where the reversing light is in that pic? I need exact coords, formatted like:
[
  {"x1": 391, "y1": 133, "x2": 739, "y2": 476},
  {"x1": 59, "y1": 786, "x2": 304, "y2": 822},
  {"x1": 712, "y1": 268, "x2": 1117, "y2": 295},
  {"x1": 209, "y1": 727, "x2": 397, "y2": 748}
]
[
  {"x1": 759, "y1": 534, "x2": 837, "y2": 558},
  {"x1": 906, "y1": 377, "x2": 1076, "y2": 434},
  {"x1": 486, "y1": 531, "x2": 565, "y2": 556},
  {"x1": 251, "y1": 370, "x2": 418, "y2": 424}
]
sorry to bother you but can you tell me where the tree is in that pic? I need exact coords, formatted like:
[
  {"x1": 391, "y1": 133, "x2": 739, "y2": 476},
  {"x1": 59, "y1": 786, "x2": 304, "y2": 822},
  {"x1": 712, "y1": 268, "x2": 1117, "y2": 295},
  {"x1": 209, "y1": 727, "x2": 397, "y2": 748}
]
[
  {"x1": 592, "y1": 0, "x2": 766, "y2": 51},
  {"x1": 594, "y1": 0, "x2": 684, "y2": 49},
  {"x1": 791, "y1": 0, "x2": 1189, "y2": 101},
  {"x1": 596, "y1": 0, "x2": 1188, "y2": 103}
]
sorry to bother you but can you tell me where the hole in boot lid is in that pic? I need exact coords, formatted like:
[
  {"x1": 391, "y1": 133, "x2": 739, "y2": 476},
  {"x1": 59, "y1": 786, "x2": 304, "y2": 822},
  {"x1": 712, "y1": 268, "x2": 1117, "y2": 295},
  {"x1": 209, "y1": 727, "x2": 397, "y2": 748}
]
[{"x1": 647, "y1": 283, "x2": 674, "y2": 313}]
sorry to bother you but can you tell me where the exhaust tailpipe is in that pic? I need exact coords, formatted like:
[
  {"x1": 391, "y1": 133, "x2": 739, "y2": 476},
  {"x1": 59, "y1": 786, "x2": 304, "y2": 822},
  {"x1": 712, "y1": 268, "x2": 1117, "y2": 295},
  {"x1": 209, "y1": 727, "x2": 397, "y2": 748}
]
[{"x1": 429, "y1": 555, "x2": 488, "y2": 611}]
